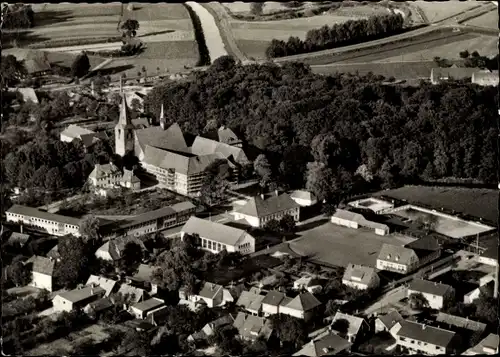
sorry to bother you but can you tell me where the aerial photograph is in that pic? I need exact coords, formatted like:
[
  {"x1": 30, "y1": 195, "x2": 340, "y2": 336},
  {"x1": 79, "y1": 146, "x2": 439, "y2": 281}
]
[{"x1": 1, "y1": 1, "x2": 499, "y2": 356}]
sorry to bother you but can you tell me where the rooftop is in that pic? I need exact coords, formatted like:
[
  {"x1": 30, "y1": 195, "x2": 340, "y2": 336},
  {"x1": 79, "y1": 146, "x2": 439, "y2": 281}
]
[
  {"x1": 135, "y1": 123, "x2": 188, "y2": 153},
  {"x1": 86, "y1": 297, "x2": 113, "y2": 312},
  {"x1": 26, "y1": 255, "x2": 55, "y2": 276},
  {"x1": 343, "y1": 263, "x2": 378, "y2": 286},
  {"x1": 333, "y1": 209, "x2": 390, "y2": 231},
  {"x1": 463, "y1": 333, "x2": 499, "y2": 355},
  {"x1": 182, "y1": 216, "x2": 252, "y2": 246},
  {"x1": 237, "y1": 193, "x2": 300, "y2": 218},
  {"x1": 293, "y1": 330, "x2": 352, "y2": 357},
  {"x1": 435, "y1": 312, "x2": 486, "y2": 333},
  {"x1": 331, "y1": 312, "x2": 366, "y2": 337},
  {"x1": 233, "y1": 312, "x2": 273, "y2": 341},
  {"x1": 198, "y1": 282, "x2": 223, "y2": 300},
  {"x1": 377, "y1": 310, "x2": 404, "y2": 330},
  {"x1": 396, "y1": 320, "x2": 456, "y2": 347},
  {"x1": 131, "y1": 297, "x2": 165, "y2": 312},
  {"x1": 290, "y1": 190, "x2": 316, "y2": 201},
  {"x1": 7, "y1": 205, "x2": 81, "y2": 226},
  {"x1": 261, "y1": 290, "x2": 285, "y2": 307},
  {"x1": 284, "y1": 292, "x2": 322, "y2": 312},
  {"x1": 117, "y1": 284, "x2": 147, "y2": 303},
  {"x1": 6, "y1": 232, "x2": 31, "y2": 247},
  {"x1": 86, "y1": 275, "x2": 118, "y2": 297},
  {"x1": 408, "y1": 279, "x2": 454, "y2": 297},
  {"x1": 57, "y1": 285, "x2": 106, "y2": 303},
  {"x1": 377, "y1": 243, "x2": 417, "y2": 265},
  {"x1": 61, "y1": 124, "x2": 95, "y2": 139}
]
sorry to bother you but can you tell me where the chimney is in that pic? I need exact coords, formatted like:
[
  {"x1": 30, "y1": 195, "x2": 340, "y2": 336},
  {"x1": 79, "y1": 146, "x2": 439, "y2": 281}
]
[
  {"x1": 260, "y1": 194, "x2": 265, "y2": 200},
  {"x1": 91, "y1": 287, "x2": 94, "y2": 295},
  {"x1": 20, "y1": 224, "x2": 23, "y2": 234},
  {"x1": 275, "y1": 190, "x2": 279, "y2": 196}
]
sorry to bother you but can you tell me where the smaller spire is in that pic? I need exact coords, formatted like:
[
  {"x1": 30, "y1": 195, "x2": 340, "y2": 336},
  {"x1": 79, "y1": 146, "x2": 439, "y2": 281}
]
[{"x1": 159, "y1": 103, "x2": 167, "y2": 129}]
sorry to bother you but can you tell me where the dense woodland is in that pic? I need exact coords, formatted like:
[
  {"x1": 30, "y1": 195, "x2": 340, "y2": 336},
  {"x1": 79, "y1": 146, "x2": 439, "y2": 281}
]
[
  {"x1": 1, "y1": 4, "x2": 35, "y2": 29},
  {"x1": 266, "y1": 13, "x2": 404, "y2": 58},
  {"x1": 145, "y1": 56, "x2": 498, "y2": 204}
]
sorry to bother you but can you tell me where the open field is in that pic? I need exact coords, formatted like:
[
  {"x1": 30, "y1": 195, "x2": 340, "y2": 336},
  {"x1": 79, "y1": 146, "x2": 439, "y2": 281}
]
[
  {"x1": 375, "y1": 186, "x2": 498, "y2": 226},
  {"x1": 223, "y1": 1, "x2": 288, "y2": 15},
  {"x1": 414, "y1": 0, "x2": 482, "y2": 23},
  {"x1": 289, "y1": 222, "x2": 417, "y2": 268},
  {"x1": 464, "y1": 9, "x2": 499, "y2": 30},
  {"x1": 2, "y1": 47, "x2": 106, "y2": 69}
]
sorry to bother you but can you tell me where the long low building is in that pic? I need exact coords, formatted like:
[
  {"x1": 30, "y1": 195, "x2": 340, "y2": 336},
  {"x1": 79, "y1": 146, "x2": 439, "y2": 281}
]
[{"x1": 5, "y1": 205, "x2": 81, "y2": 237}]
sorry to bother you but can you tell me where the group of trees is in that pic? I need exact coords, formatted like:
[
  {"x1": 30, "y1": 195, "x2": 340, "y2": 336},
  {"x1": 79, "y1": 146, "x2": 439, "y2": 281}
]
[
  {"x1": 71, "y1": 52, "x2": 91, "y2": 78},
  {"x1": 435, "y1": 51, "x2": 498, "y2": 71},
  {"x1": 1, "y1": 55, "x2": 28, "y2": 88},
  {"x1": 1, "y1": 4, "x2": 35, "y2": 29},
  {"x1": 145, "y1": 57, "x2": 498, "y2": 205},
  {"x1": 266, "y1": 13, "x2": 404, "y2": 58},
  {"x1": 199, "y1": 159, "x2": 233, "y2": 207},
  {"x1": 264, "y1": 214, "x2": 297, "y2": 235}
]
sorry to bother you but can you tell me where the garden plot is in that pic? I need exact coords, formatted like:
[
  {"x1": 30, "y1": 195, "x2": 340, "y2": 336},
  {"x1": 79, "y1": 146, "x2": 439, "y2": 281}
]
[
  {"x1": 414, "y1": 0, "x2": 481, "y2": 23},
  {"x1": 464, "y1": 10, "x2": 499, "y2": 30}
]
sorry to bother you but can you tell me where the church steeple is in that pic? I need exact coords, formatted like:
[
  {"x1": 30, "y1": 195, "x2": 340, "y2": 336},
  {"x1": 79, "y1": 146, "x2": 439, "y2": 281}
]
[
  {"x1": 115, "y1": 92, "x2": 135, "y2": 157},
  {"x1": 118, "y1": 93, "x2": 132, "y2": 126},
  {"x1": 159, "y1": 103, "x2": 167, "y2": 130}
]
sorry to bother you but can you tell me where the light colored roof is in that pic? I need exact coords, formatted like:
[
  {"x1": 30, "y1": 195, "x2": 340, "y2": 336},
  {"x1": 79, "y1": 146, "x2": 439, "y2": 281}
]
[
  {"x1": 262, "y1": 290, "x2": 285, "y2": 306},
  {"x1": 290, "y1": 190, "x2": 316, "y2": 201},
  {"x1": 463, "y1": 334, "x2": 499, "y2": 355},
  {"x1": 233, "y1": 312, "x2": 273, "y2": 341},
  {"x1": 61, "y1": 124, "x2": 95, "y2": 139},
  {"x1": 86, "y1": 275, "x2": 118, "y2": 297},
  {"x1": 198, "y1": 282, "x2": 223, "y2": 300},
  {"x1": 472, "y1": 70, "x2": 499, "y2": 83},
  {"x1": 26, "y1": 255, "x2": 55, "y2": 276},
  {"x1": 135, "y1": 123, "x2": 188, "y2": 153},
  {"x1": 237, "y1": 193, "x2": 300, "y2": 218},
  {"x1": 343, "y1": 264, "x2": 378, "y2": 286},
  {"x1": 217, "y1": 126, "x2": 241, "y2": 145},
  {"x1": 117, "y1": 284, "x2": 147, "y2": 303},
  {"x1": 331, "y1": 312, "x2": 366, "y2": 337},
  {"x1": 88, "y1": 163, "x2": 121, "y2": 179},
  {"x1": 181, "y1": 216, "x2": 252, "y2": 247},
  {"x1": 14, "y1": 87, "x2": 39, "y2": 103},
  {"x1": 117, "y1": 201, "x2": 194, "y2": 229},
  {"x1": 25, "y1": 58, "x2": 51, "y2": 74},
  {"x1": 436, "y1": 312, "x2": 486, "y2": 333},
  {"x1": 377, "y1": 310, "x2": 403, "y2": 330},
  {"x1": 131, "y1": 297, "x2": 165, "y2": 312},
  {"x1": 284, "y1": 292, "x2": 322, "y2": 312},
  {"x1": 7, "y1": 205, "x2": 81, "y2": 226},
  {"x1": 97, "y1": 236, "x2": 146, "y2": 261},
  {"x1": 57, "y1": 285, "x2": 106, "y2": 303},
  {"x1": 332, "y1": 209, "x2": 389, "y2": 231},
  {"x1": 408, "y1": 279, "x2": 454, "y2": 297},
  {"x1": 190, "y1": 136, "x2": 249, "y2": 165},
  {"x1": 121, "y1": 169, "x2": 140, "y2": 183},
  {"x1": 7, "y1": 232, "x2": 31, "y2": 247},
  {"x1": 293, "y1": 330, "x2": 352, "y2": 356},
  {"x1": 377, "y1": 243, "x2": 417, "y2": 265},
  {"x1": 170, "y1": 201, "x2": 196, "y2": 212},
  {"x1": 396, "y1": 320, "x2": 456, "y2": 347}
]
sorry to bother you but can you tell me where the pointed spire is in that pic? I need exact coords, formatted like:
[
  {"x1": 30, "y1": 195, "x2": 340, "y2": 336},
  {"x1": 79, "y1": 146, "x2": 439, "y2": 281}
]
[
  {"x1": 159, "y1": 103, "x2": 167, "y2": 129},
  {"x1": 118, "y1": 93, "x2": 132, "y2": 126}
]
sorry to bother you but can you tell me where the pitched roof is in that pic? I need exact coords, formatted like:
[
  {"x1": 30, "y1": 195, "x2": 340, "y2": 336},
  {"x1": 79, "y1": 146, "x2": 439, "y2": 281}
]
[
  {"x1": 198, "y1": 282, "x2": 223, "y2": 300},
  {"x1": 181, "y1": 216, "x2": 252, "y2": 246},
  {"x1": 463, "y1": 333, "x2": 499, "y2": 355},
  {"x1": 26, "y1": 255, "x2": 55, "y2": 276},
  {"x1": 131, "y1": 118, "x2": 150, "y2": 129},
  {"x1": 86, "y1": 275, "x2": 118, "y2": 297},
  {"x1": 14, "y1": 87, "x2": 39, "y2": 103},
  {"x1": 405, "y1": 235, "x2": 441, "y2": 252},
  {"x1": 293, "y1": 330, "x2": 352, "y2": 356},
  {"x1": 57, "y1": 285, "x2": 106, "y2": 303},
  {"x1": 435, "y1": 313, "x2": 486, "y2": 333},
  {"x1": 233, "y1": 312, "x2": 273, "y2": 341},
  {"x1": 147, "y1": 306, "x2": 169, "y2": 326},
  {"x1": 121, "y1": 169, "x2": 140, "y2": 183},
  {"x1": 396, "y1": 320, "x2": 456, "y2": 347},
  {"x1": 290, "y1": 190, "x2": 316, "y2": 201},
  {"x1": 408, "y1": 279, "x2": 454, "y2": 297},
  {"x1": 80, "y1": 133, "x2": 105, "y2": 148},
  {"x1": 131, "y1": 297, "x2": 165, "y2": 312},
  {"x1": 284, "y1": 292, "x2": 322, "y2": 312},
  {"x1": 6, "y1": 232, "x2": 31, "y2": 247},
  {"x1": 343, "y1": 264, "x2": 378, "y2": 286},
  {"x1": 331, "y1": 312, "x2": 366, "y2": 337},
  {"x1": 237, "y1": 193, "x2": 300, "y2": 218},
  {"x1": 88, "y1": 163, "x2": 121, "y2": 179},
  {"x1": 7, "y1": 205, "x2": 81, "y2": 226},
  {"x1": 97, "y1": 236, "x2": 146, "y2": 261},
  {"x1": 135, "y1": 123, "x2": 188, "y2": 153},
  {"x1": 117, "y1": 201, "x2": 194, "y2": 230},
  {"x1": 61, "y1": 124, "x2": 95, "y2": 139},
  {"x1": 236, "y1": 290, "x2": 264, "y2": 310},
  {"x1": 377, "y1": 310, "x2": 403, "y2": 330},
  {"x1": 117, "y1": 93, "x2": 133, "y2": 127},
  {"x1": 25, "y1": 58, "x2": 51, "y2": 74},
  {"x1": 117, "y1": 284, "x2": 147, "y2": 303},
  {"x1": 217, "y1": 126, "x2": 242, "y2": 145},
  {"x1": 377, "y1": 243, "x2": 417, "y2": 265},
  {"x1": 170, "y1": 201, "x2": 196, "y2": 212},
  {"x1": 86, "y1": 297, "x2": 113, "y2": 312},
  {"x1": 332, "y1": 209, "x2": 389, "y2": 231},
  {"x1": 46, "y1": 244, "x2": 61, "y2": 260},
  {"x1": 190, "y1": 136, "x2": 249, "y2": 165},
  {"x1": 262, "y1": 290, "x2": 285, "y2": 306}
]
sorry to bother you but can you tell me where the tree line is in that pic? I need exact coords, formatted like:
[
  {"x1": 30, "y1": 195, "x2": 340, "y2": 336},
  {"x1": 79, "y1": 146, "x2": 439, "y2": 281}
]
[
  {"x1": 266, "y1": 13, "x2": 404, "y2": 58},
  {"x1": 144, "y1": 56, "x2": 498, "y2": 205},
  {"x1": 1, "y1": 4, "x2": 35, "y2": 29}
]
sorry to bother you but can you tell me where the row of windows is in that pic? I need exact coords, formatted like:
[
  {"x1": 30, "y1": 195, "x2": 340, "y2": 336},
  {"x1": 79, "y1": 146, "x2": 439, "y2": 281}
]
[
  {"x1": 239, "y1": 242, "x2": 251, "y2": 250},
  {"x1": 8, "y1": 213, "x2": 78, "y2": 230},
  {"x1": 200, "y1": 238, "x2": 226, "y2": 252},
  {"x1": 400, "y1": 337, "x2": 443, "y2": 350},
  {"x1": 262, "y1": 211, "x2": 297, "y2": 223}
]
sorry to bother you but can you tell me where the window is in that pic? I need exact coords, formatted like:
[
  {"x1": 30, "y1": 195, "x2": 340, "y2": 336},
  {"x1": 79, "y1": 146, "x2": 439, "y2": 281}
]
[{"x1": 400, "y1": 337, "x2": 406, "y2": 341}]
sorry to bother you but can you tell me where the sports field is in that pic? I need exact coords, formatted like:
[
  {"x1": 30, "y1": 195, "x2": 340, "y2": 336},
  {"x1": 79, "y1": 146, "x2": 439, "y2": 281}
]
[{"x1": 289, "y1": 222, "x2": 417, "y2": 268}]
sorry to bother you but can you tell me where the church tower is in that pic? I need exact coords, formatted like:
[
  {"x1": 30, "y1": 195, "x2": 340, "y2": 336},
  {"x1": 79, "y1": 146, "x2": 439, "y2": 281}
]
[
  {"x1": 115, "y1": 93, "x2": 135, "y2": 156},
  {"x1": 159, "y1": 103, "x2": 167, "y2": 130}
]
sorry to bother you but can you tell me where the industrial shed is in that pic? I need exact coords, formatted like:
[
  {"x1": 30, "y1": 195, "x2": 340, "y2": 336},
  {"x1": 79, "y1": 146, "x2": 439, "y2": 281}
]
[{"x1": 331, "y1": 209, "x2": 390, "y2": 236}]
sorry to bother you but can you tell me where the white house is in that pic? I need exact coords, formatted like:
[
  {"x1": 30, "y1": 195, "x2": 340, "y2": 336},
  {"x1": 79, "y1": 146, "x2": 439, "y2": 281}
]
[
  {"x1": 342, "y1": 263, "x2": 380, "y2": 290},
  {"x1": 117, "y1": 284, "x2": 148, "y2": 305},
  {"x1": 88, "y1": 163, "x2": 122, "y2": 188},
  {"x1": 233, "y1": 193, "x2": 300, "y2": 228},
  {"x1": 463, "y1": 333, "x2": 499, "y2": 355},
  {"x1": 290, "y1": 190, "x2": 317, "y2": 207},
  {"x1": 26, "y1": 255, "x2": 55, "y2": 292},
  {"x1": 85, "y1": 275, "x2": 118, "y2": 297},
  {"x1": 330, "y1": 312, "x2": 369, "y2": 344},
  {"x1": 180, "y1": 282, "x2": 232, "y2": 308},
  {"x1": 407, "y1": 279, "x2": 455, "y2": 310},
  {"x1": 53, "y1": 286, "x2": 106, "y2": 312},
  {"x1": 293, "y1": 276, "x2": 323, "y2": 294},
  {"x1": 375, "y1": 310, "x2": 404, "y2": 337},
  {"x1": 129, "y1": 297, "x2": 166, "y2": 319},
  {"x1": 293, "y1": 330, "x2": 352, "y2": 356},
  {"x1": 331, "y1": 209, "x2": 390, "y2": 236},
  {"x1": 278, "y1": 292, "x2": 322, "y2": 322},
  {"x1": 181, "y1": 216, "x2": 255, "y2": 255},
  {"x1": 376, "y1": 244, "x2": 419, "y2": 274}
]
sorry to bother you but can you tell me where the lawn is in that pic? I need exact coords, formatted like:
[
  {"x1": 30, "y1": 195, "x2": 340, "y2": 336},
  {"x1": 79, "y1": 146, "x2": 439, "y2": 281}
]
[
  {"x1": 223, "y1": 1, "x2": 288, "y2": 15},
  {"x1": 414, "y1": 0, "x2": 481, "y2": 23},
  {"x1": 289, "y1": 222, "x2": 416, "y2": 268},
  {"x1": 376, "y1": 186, "x2": 498, "y2": 226},
  {"x1": 464, "y1": 9, "x2": 499, "y2": 30}
]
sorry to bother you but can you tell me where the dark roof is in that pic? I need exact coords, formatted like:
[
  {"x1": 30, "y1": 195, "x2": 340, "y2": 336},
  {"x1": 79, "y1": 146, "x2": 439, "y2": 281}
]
[
  {"x1": 121, "y1": 169, "x2": 140, "y2": 183},
  {"x1": 236, "y1": 290, "x2": 264, "y2": 310},
  {"x1": 284, "y1": 291, "x2": 322, "y2": 312},
  {"x1": 436, "y1": 312, "x2": 486, "y2": 333},
  {"x1": 131, "y1": 298, "x2": 165, "y2": 312},
  {"x1": 294, "y1": 331, "x2": 352, "y2": 356},
  {"x1": 377, "y1": 310, "x2": 404, "y2": 330},
  {"x1": 237, "y1": 193, "x2": 300, "y2": 218},
  {"x1": 261, "y1": 290, "x2": 285, "y2": 306},
  {"x1": 405, "y1": 235, "x2": 441, "y2": 252},
  {"x1": 408, "y1": 279, "x2": 454, "y2": 297},
  {"x1": 117, "y1": 201, "x2": 194, "y2": 229},
  {"x1": 135, "y1": 123, "x2": 188, "y2": 153},
  {"x1": 7, "y1": 205, "x2": 81, "y2": 226},
  {"x1": 57, "y1": 286, "x2": 106, "y2": 303},
  {"x1": 86, "y1": 297, "x2": 113, "y2": 312},
  {"x1": 147, "y1": 307, "x2": 169, "y2": 326},
  {"x1": 26, "y1": 255, "x2": 55, "y2": 275},
  {"x1": 6, "y1": 232, "x2": 31, "y2": 247},
  {"x1": 396, "y1": 320, "x2": 456, "y2": 347}
]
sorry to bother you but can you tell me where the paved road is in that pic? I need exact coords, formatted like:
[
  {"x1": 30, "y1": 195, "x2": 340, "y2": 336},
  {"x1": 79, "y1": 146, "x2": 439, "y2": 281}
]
[{"x1": 364, "y1": 285, "x2": 407, "y2": 316}]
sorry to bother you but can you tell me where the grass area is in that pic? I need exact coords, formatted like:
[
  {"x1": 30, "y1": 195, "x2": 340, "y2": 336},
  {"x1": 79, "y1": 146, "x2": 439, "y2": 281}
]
[
  {"x1": 464, "y1": 10, "x2": 499, "y2": 30},
  {"x1": 138, "y1": 40, "x2": 198, "y2": 60},
  {"x1": 358, "y1": 332, "x2": 396, "y2": 355},
  {"x1": 289, "y1": 222, "x2": 416, "y2": 268},
  {"x1": 414, "y1": 0, "x2": 481, "y2": 23},
  {"x1": 223, "y1": 1, "x2": 288, "y2": 15},
  {"x1": 376, "y1": 186, "x2": 498, "y2": 226}
]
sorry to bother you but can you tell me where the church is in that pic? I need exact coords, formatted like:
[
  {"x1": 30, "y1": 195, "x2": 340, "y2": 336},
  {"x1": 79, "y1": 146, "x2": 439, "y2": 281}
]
[{"x1": 115, "y1": 95, "x2": 249, "y2": 197}]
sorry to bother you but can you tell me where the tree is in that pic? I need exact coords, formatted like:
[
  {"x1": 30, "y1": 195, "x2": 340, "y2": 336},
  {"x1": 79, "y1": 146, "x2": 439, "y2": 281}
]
[
  {"x1": 264, "y1": 219, "x2": 281, "y2": 234},
  {"x1": 200, "y1": 159, "x2": 232, "y2": 206},
  {"x1": 8, "y1": 261, "x2": 31, "y2": 287},
  {"x1": 79, "y1": 215, "x2": 101, "y2": 244},
  {"x1": 119, "y1": 330, "x2": 152, "y2": 356},
  {"x1": 305, "y1": 161, "x2": 335, "y2": 202},
  {"x1": 121, "y1": 19, "x2": 140, "y2": 37},
  {"x1": 208, "y1": 325, "x2": 242, "y2": 355},
  {"x1": 250, "y1": 3, "x2": 264, "y2": 16},
  {"x1": 1, "y1": 55, "x2": 28, "y2": 87},
  {"x1": 270, "y1": 314, "x2": 307, "y2": 348},
  {"x1": 280, "y1": 214, "x2": 296, "y2": 234},
  {"x1": 331, "y1": 318, "x2": 350, "y2": 336},
  {"x1": 54, "y1": 235, "x2": 89, "y2": 288},
  {"x1": 459, "y1": 50, "x2": 470, "y2": 59},
  {"x1": 253, "y1": 154, "x2": 273, "y2": 188},
  {"x1": 71, "y1": 52, "x2": 91, "y2": 78},
  {"x1": 408, "y1": 292, "x2": 429, "y2": 310},
  {"x1": 118, "y1": 241, "x2": 143, "y2": 276},
  {"x1": 130, "y1": 98, "x2": 143, "y2": 113}
]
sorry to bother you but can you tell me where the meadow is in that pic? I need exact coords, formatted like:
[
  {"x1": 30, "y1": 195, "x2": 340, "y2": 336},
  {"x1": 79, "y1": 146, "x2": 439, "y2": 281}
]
[{"x1": 413, "y1": 0, "x2": 481, "y2": 23}]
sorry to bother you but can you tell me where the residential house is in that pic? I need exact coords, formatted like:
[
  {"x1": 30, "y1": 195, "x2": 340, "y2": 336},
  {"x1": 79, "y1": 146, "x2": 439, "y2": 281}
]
[
  {"x1": 293, "y1": 330, "x2": 352, "y2": 356},
  {"x1": 234, "y1": 193, "x2": 301, "y2": 228},
  {"x1": 121, "y1": 169, "x2": 141, "y2": 190},
  {"x1": 4, "y1": 48, "x2": 51, "y2": 77},
  {"x1": 83, "y1": 297, "x2": 113, "y2": 317},
  {"x1": 95, "y1": 236, "x2": 147, "y2": 262},
  {"x1": 129, "y1": 297, "x2": 165, "y2": 319},
  {"x1": 330, "y1": 312, "x2": 369, "y2": 344},
  {"x1": 236, "y1": 290, "x2": 265, "y2": 316},
  {"x1": 127, "y1": 264, "x2": 159, "y2": 294},
  {"x1": 9, "y1": 87, "x2": 39, "y2": 104},
  {"x1": 404, "y1": 235, "x2": 442, "y2": 267},
  {"x1": 331, "y1": 209, "x2": 390, "y2": 236},
  {"x1": 188, "y1": 315, "x2": 236, "y2": 343},
  {"x1": 407, "y1": 279, "x2": 455, "y2": 310},
  {"x1": 202, "y1": 126, "x2": 243, "y2": 147},
  {"x1": 430, "y1": 67, "x2": 478, "y2": 85},
  {"x1": 261, "y1": 290, "x2": 285, "y2": 316},
  {"x1": 180, "y1": 282, "x2": 232, "y2": 308},
  {"x1": 117, "y1": 284, "x2": 148, "y2": 305},
  {"x1": 5, "y1": 232, "x2": 31, "y2": 250},
  {"x1": 290, "y1": 190, "x2": 317, "y2": 207},
  {"x1": 279, "y1": 292, "x2": 322, "y2": 322},
  {"x1": 53, "y1": 286, "x2": 106, "y2": 312},
  {"x1": 233, "y1": 312, "x2": 274, "y2": 342},
  {"x1": 463, "y1": 333, "x2": 499, "y2": 355},
  {"x1": 375, "y1": 310, "x2": 404, "y2": 337},
  {"x1": 342, "y1": 263, "x2": 380, "y2": 290},
  {"x1": 86, "y1": 275, "x2": 118, "y2": 297},
  {"x1": 376, "y1": 243, "x2": 419, "y2": 274},
  {"x1": 6, "y1": 205, "x2": 81, "y2": 237},
  {"x1": 471, "y1": 70, "x2": 498, "y2": 87},
  {"x1": 181, "y1": 216, "x2": 256, "y2": 255},
  {"x1": 88, "y1": 163, "x2": 123, "y2": 188},
  {"x1": 393, "y1": 320, "x2": 460, "y2": 355},
  {"x1": 147, "y1": 307, "x2": 169, "y2": 327},
  {"x1": 26, "y1": 255, "x2": 55, "y2": 292},
  {"x1": 293, "y1": 276, "x2": 323, "y2": 294},
  {"x1": 46, "y1": 244, "x2": 61, "y2": 262},
  {"x1": 60, "y1": 125, "x2": 107, "y2": 150}
]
